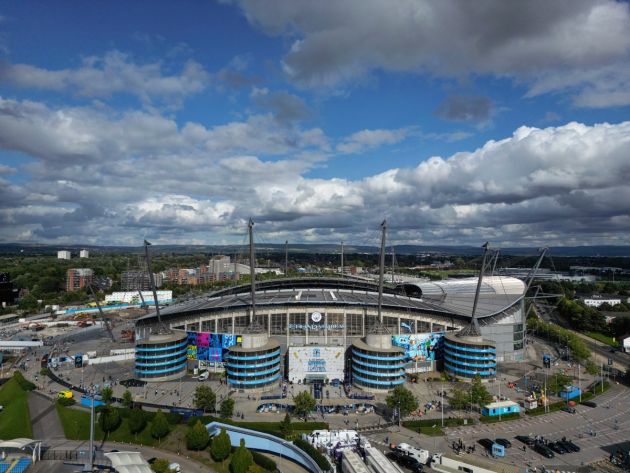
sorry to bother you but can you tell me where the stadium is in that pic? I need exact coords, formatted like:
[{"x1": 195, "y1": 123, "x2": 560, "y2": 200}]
[{"x1": 134, "y1": 275, "x2": 527, "y2": 389}]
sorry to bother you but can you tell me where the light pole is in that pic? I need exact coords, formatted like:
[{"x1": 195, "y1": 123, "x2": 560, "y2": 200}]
[
  {"x1": 578, "y1": 362, "x2": 582, "y2": 402},
  {"x1": 441, "y1": 383, "x2": 444, "y2": 428}
]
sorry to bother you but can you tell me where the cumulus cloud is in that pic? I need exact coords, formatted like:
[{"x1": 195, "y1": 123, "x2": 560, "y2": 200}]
[
  {"x1": 337, "y1": 127, "x2": 414, "y2": 154},
  {"x1": 1, "y1": 94, "x2": 629, "y2": 246},
  {"x1": 251, "y1": 88, "x2": 312, "y2": 123},
  {"x1": 0, "y1": 50, "x2": 209, "y2": 105},
  {"x1": 227, "y1": 0, "x2": 630, "y2": 106},
  {"x1": 434, "y1": 96, "x2": 494, "y2": 125}
]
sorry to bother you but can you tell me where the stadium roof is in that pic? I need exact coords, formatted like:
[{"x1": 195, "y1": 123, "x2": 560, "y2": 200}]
[{"x1": 139, "y1": 276, "x2": 525, "y2": 324}]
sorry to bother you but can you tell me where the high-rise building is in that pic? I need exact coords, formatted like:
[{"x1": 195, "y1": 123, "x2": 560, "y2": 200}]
[
  {"x1": 79, "y1": 249, "x2": 89, "y2": 258},
  {"x1": 66, "y1": 268, "x2": 94, "y2": 292},
  {"x1": 208, "y1": 255, "x2": 231, "y2": 276},
  {"x1": 57, "y1": 250, "x2": 71, "y2": 260}
]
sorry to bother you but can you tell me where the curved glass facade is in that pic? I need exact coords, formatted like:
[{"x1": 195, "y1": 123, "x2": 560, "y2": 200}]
[
  {"x1": 443, "y1": 337, "x2": 496, "y2": 379},
  {"x1": 351, "y1": 345, "x2": 406, "y2": 390},
  {"x1": 225, "y1": 344, "x2": 281, "y2": 390},
  {"x1": 135, "y1": 333, "x2": 188, "y2": 380}
]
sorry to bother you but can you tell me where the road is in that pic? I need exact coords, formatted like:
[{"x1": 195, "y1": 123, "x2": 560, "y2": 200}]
[
  {"x1": 365, "y1": 384, "x2": 629, "y2": 471},
  {"x1": 534, "y1": 302, "x2": 629, "y2": 372}
]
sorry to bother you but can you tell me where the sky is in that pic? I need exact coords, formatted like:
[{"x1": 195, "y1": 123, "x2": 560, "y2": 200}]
[{"x1": 0, "y1": 0, "x2": 630, "y2": 248}]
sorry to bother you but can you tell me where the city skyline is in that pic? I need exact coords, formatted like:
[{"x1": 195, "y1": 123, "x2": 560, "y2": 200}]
[{"x1": 1, "y1": 1, "x2": 629, "y2": 246}]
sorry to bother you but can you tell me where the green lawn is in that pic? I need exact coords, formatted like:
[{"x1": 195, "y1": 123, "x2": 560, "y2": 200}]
[
  {"x1": 56, "y1": 404, "x2": 161, "y2": 446},
  {"x1": 585, "y1": 331, "x2": 620, "y2": 347},
  {"x1": 0, "y1": 377, "x2": 33, "y2": 439}
]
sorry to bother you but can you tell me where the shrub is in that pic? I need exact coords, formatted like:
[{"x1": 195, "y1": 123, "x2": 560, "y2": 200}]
[
  {"x1": 230, "y1": 438, "x2": 253, "y2": 473},
  {"x1": 186, "y1": 420, "x2": 210, "y2": 451},
  {"x1": 210, "y1": 428, "x2": 231, "y2": 462},
  {"x1": 99, "y1": 406, "x2": 122, "y2": 433},
  {"x1": 251, "y1": 451, "x2": 277, "y2": 472},
  {"x1": 150, "y1": 410, "x2": 170, "y2": 440},
  {"x1": 479, "y1": 413, "x2": 520, "y2": 423},
  {"x1": 526, "y1": 401, "x2": 565, "y2": 416},
  {"x1": 13, "y1": 371, "x2": 36, "y2": 391},
  {"x1": 294, "y1": 438, "x2": 331, "y2": 471},
  {"x1": 57, "y1": 397, "x2": 76, "y2": 407},
  {"x1": 128, "y1": 409, "x2": 147, "y2": 435}
]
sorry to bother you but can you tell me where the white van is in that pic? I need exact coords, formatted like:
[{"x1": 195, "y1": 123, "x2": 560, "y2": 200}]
[{"x1": 197, "y1": 371, "x2": 209, "y2": 381}]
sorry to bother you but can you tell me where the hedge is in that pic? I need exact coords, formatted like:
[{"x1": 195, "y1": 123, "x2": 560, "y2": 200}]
[
  {"x1": 403, "y1": 418, "x2": 472, "y2": 429},
  {"x1": 526, "y1": 401, "x2": 565, "y2": 416},
  {"x1": 13, "y1": 371, "x2": 36, "y2": 391},
  {"x1": 294, "y1": 438, "x2": 332, "y2": 471},
  {"x1": 186, "y1": 415, "x2": 327, "y2": 438},
  {"x1": 252, "y1": 451, "x2": 277, "y2": 472},
  {"x1": 479, "y1": 413, "x2": 520, "y2": 423}
]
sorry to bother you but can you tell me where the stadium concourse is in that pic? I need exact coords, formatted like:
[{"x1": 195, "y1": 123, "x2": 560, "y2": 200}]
[{"x1": 133, "y1": 276, "x2": 526, "y2": 390}]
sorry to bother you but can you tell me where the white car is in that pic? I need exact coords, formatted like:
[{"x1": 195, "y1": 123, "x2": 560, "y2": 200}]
[
  {"x1": 0, "y1": 405, "x2": 4, "y2": 412},
  {"x1": 168, "y1": 463, "x2": 181, "y2": 473}
]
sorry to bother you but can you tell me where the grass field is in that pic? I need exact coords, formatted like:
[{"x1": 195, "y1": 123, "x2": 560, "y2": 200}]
[
  {"x1": 585, "y1": 332, "x2": 620, "y2": 347},
  {"x1": 56, "y1": 404, "x2": 162, "y2": 445},
  {"x1": 0, "y1": 377, "x2": 33, "y2": 439}
]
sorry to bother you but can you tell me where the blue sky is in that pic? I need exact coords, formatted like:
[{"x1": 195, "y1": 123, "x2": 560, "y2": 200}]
[{"x1": 1, "y1": 0, "x2": 630, "y2": 246}]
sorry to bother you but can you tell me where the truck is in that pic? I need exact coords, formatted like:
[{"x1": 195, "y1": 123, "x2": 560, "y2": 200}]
[{"x1": 393, "y1": 443, "x2": 430, "y2": 465}]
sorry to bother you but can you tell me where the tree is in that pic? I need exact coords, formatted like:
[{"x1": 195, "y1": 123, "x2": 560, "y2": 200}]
[
  {"x1": 470, "y1": 375, "x2": 492, "y2": 410},
  {"x1": 279, "y1": 412, "x2": 292, "y2": 438},
  {"x1": 101, "y1": 386, "x2": 113, "y2": 404},
  {"x1": 128, "y1": 409, "x2": 147, "y2": 436},
  {"x1": 98, "y1": 406, "x2": 121, "y2": 433},
  {"x1": 293, "y1": 391, "x2": 316, "y2": 421},
  {"x1": 386, "y1": 385, "x2": 419, "y2": 419},
  {"x1": 186, "y1": 420, "x2": 210, "y2": 451},
  {"x1": 194, "y1": 385, "x2": 217, "y2": 413},
  {"x1": 220, "y1": 397, "x2": 235, "y2": 419},
  {"x1": 230, "y1": 438, "x2": 253, "y2": 473},
  {"x1": 150, "y1": 409, "x2": 170, "y2": 441},
  {"x1": 210, "y1": 428, "x2": 231, "y2": 461},
  {"x1": 122, "y1": 390, "x2": 133, "y2": 408},
  {"x1": 448, "y1": 388, "x2": 469, "y2": 412},
  {"x1": 150, "y1": 459, "x2": 173, "y2": 473}
]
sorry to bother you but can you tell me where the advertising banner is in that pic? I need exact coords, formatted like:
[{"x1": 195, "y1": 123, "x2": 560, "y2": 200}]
[
  {"x1": 185, "y1": 331, "x2": 241, "y2": 362},
  {"x1": 288, "y1": 346, "x2": 344, "y2": 383},
  {"x1": 392, "y1": 332, "x2": 445, "y2": 362}
]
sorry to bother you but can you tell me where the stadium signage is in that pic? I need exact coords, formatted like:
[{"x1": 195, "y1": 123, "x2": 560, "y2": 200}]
[{"x1": 288, "y1": 323, "x2": 345, "y2": 330}]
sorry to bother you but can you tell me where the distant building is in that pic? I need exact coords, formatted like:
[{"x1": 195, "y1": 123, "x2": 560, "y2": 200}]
[
  {"x1": 66, "y1": 268, "x2": 94, "y2": 292},
  {"x1": 582, "y1": 295, "x2": 622, "y2": 308},
  {"x1": 105, "y1": 290, "x2": 172, "y2": 305},
  {"x1": 57, "y1": 250, "x2": 71, "y2": 260},
  {"x1": 79, "y1": 249, "x2": 89, "y2": 258},
  {"x1": 209, "y1": 255, "x2": 231, "y2": 275},
  {"x1": 121, "y1": 270, "x2": 161, "y2": 291},
  {"x1": 622, "y1": 334, "x2": 630, "y2": 353}
]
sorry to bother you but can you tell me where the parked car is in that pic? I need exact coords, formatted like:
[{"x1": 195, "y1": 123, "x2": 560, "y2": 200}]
[
  {"x1": 561, "y1": 406, "x2": 576, "y2": 414},
  {"x1": 558, "y1": 439, "x2": 580, "y2": 453},
  {"x1": 515, "y1": 435, "x2": 535, "y2": 447},
  {"x1": 495, "y1": 438, "x2": 512, "y2": 448},
  {"x1": 548, "y1": 442, "x2": 567, "y2": 454},
  {"x1": 478, "y1": 438, "x2": 494, "y2": 451},
  {"x1": 534, "y1": 443, "x2": 555, "y2": 459},
  {"x1": 564, "y1": 440, "x2": 581, "y2": 452},
  {"x1": 581, "y1": 401, "x2": 597, "y2": 408}
]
